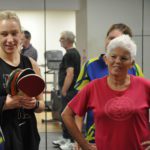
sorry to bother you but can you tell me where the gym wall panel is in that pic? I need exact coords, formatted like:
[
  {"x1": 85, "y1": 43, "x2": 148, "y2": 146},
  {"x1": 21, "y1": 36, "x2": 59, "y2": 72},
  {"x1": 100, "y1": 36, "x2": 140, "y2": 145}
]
[
  {"x1": 144, "y1": 0, "x2": 150, "y2": 35},
  {"x1": 143, "y1": 0, "x2": 150, "y2": 78},
  {"x1": 85, "y1": 0, "x2": 142, "y2": 59},
  {"x1": 143, "y1": 37, "x2": 150, "y2": 78},
  {"x1": 133, "y1": 36, "x2": 143, "y2": 68}
]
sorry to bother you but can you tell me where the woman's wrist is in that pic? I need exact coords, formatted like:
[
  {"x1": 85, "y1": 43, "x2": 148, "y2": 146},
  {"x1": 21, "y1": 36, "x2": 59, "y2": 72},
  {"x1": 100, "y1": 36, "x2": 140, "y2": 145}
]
[{"x1": 33, "y1": 100, "x2": 40, "y2": 111}]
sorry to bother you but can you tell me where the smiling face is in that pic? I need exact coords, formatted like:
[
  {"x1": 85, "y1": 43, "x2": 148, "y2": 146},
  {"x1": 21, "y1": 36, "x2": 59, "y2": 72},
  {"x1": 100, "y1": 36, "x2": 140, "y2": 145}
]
[
  {"x1": 104, "y1": 47, "x2": 134, "y2": 77},
  {"x1": 0, "y1": 19, "x2": 22, "y2": 54}
]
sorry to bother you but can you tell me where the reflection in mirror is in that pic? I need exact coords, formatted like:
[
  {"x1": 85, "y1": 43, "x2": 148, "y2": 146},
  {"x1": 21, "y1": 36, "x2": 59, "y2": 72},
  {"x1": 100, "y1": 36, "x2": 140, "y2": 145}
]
[{"x1": 17, "y1": 9, "x2": 76, "y2": 150}]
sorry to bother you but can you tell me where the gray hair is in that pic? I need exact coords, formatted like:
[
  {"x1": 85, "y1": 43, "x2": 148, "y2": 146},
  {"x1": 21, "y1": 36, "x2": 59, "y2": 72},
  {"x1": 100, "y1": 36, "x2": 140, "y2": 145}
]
[
  {"x1": 0, "y1": 10, "x2": 22, "y2": 30},
  {"x1": 61, "y1": 31, "x2": 75, "y2": 43},
  {"x1": 106, "y1": 34, "x2": 137, "y2": 60}
]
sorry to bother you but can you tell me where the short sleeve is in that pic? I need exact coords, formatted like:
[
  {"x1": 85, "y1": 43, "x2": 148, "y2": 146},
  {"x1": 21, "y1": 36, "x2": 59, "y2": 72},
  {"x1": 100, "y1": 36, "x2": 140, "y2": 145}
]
[
  {"x1": 68, "y1": 82, "x2": 93, "y2": 116},
  {"x1": 64, "y1": 52, "x2": 76, "y2": 68}
]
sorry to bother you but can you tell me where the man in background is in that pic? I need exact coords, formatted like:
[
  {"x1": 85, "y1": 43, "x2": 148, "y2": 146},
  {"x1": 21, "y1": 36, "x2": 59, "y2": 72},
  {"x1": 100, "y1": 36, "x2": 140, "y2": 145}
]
[
  {"x1": 52, "y1": 31, "x2": 81, "y2": 150},
  {"x1": 21, "y1": 30, "x2": 38, "y2": 61}
]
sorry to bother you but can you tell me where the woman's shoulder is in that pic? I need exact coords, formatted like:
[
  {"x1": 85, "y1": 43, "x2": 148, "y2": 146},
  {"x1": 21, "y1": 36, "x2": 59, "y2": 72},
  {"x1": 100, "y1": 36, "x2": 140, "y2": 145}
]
[
  {"x1": 131, "y1": 75, "x2": 150, "y2": 87},
  {"x1": 20, "y1": 54, "x2": 31, "y2": 63},
  {"x1": 87, "y1": 76, "x2": 107, "y2": 87},
  {"x1": 132, "y1": 75, "x2": 149, "y2": 81},
  {"x1": 20, "y1": 54, "x2": 32, "y2": 67}
]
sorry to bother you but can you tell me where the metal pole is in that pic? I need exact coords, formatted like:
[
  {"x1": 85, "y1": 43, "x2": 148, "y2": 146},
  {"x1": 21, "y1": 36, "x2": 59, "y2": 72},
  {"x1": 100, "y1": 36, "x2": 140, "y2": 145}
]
[
  {"x1": 43, "y1": 0, "x2": 48, "y2": 149},
  {"x1": 141, "y1": 0, "x2": 144, "y2": 72}
]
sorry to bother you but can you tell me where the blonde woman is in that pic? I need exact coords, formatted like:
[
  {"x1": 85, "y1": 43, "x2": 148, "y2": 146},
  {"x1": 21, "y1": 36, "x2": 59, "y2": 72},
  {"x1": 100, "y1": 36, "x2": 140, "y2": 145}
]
[{"x1": 0, "y1": 11, "x2": 44, "y2": 150}]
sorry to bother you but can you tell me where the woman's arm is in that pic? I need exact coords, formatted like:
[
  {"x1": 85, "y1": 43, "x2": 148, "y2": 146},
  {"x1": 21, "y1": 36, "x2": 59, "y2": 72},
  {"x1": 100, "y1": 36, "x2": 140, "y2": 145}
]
[
  {"x1": 62, "y1": 106, "x2": 97, "y2": 150},
  {"x1": 3, "y1": 95, "x2": 23, "y2": 110},
  {"x1": 74, "y1": 116, "x2": 84, "y2": 150},
  {"x1": 75, "y1": 116, "x2": 84, "y2": 132}
]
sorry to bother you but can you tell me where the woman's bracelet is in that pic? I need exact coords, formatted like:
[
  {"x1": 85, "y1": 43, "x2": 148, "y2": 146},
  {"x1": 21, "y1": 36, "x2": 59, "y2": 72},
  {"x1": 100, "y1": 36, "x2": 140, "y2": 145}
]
[{"x1": 33, "y1": 100, "x2": 40, "y2": 111}]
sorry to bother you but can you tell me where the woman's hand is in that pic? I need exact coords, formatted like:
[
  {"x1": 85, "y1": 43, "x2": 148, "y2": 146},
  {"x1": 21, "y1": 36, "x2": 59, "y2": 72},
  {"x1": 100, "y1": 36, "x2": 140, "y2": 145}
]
[
  {"x1": 89, "y1": 143, "x2": 97, "y2": 150},
  {"x1": 3, "y1": 95, "x2": 23, "y2": 110},
  {"x1": 74, "y1": 142, "x2": 82, "y2": 150},
  {"x1": 141, "y1": 141, "x2": 150, "y2": 150},
  {"x1": 62, "y1": 106, "x2": 98, "y2": 150},
  {"x1": 20, "y1": 96, "x2": 37, "y2": 109},
  {"x1": 3, "y1": 95, "x2": 37, "y2": 110},
  {"x1": 74, "y1": 142, "x2": 97, "y2": 150}
]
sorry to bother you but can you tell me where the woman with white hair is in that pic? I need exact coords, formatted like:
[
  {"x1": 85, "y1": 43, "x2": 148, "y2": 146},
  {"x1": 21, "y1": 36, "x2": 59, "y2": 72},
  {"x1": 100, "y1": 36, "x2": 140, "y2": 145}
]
[{"x1": 61, "y1": 34, "x2": 150, "y2": 150}]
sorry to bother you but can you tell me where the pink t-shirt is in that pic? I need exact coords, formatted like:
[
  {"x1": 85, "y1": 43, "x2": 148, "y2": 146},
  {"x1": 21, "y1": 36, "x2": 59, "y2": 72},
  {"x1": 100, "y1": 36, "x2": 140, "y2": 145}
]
[{"x1": 68, "y1": 75, "x2": 150, "y2": 150}]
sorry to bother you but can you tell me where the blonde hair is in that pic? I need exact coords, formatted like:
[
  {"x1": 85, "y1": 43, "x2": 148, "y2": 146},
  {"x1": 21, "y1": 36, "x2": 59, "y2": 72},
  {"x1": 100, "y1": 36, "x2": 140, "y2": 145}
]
[
  {"x1": 0, "y1": 10, "x2": 22, "y2": 30},
  {"x1": 106, "y1": 34, "x2": 137, "y2": 60}
]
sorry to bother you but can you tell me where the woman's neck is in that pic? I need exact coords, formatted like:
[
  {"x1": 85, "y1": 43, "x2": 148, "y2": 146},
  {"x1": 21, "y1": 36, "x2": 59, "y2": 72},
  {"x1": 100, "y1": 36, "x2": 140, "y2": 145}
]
[
  {"x1": 107, "y1": 74, "x2": 131, "y2": 91},
  {"x1": 0, "y1": 51, "x2": 20, "y2": 67}
]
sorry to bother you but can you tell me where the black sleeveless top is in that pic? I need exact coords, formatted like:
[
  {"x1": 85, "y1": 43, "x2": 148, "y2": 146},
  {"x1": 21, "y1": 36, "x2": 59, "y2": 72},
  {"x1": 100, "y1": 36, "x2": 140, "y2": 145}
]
[
  {"x1": 0, "y1": 55, "x2": 40, "y2": 150},
  {"x1": 0, "y1": 55, "x2": 32, "y2": 96}
]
